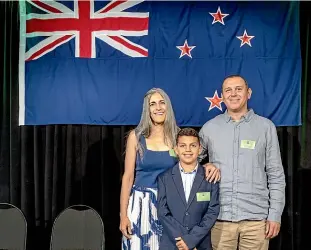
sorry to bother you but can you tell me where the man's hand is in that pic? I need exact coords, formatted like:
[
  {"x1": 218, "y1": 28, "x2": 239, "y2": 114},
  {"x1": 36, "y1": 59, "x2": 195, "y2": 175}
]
[
  {"x1": 175, "y1": 237, "x2": 189, "y2": 250},
  {"x1": 265, "y1": 220, "x2": 280, "y2": 239},
  {"x1": 203, "y1": 163, "x2": 221, "y2": 183}
]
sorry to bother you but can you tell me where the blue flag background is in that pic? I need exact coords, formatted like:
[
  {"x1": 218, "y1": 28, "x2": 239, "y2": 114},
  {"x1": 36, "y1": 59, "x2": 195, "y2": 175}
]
[{"x1": 19, "y1": 1, "x2": 301, "y2": 126}]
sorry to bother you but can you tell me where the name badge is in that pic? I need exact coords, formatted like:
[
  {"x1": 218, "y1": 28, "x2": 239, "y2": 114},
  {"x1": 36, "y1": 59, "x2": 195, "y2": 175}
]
[
  {"x1": 240, "y1": 140, "x2": 256, "y2": 150},
  {"x1": 196, "y1": 192, "x2": 210, "y2": 202},
  {"x1": 169, "y1": 149, "x2": 177, "y2": 157}
]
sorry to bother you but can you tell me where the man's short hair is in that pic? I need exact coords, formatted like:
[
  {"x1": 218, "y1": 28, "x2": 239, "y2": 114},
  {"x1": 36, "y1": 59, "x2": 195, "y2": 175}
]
[
  {"x1": 222, "y1": 74, "x2": 248, "y2": 89},
  {"x1": 176, "y1": 128, "x2": 200, "y2": 144}
]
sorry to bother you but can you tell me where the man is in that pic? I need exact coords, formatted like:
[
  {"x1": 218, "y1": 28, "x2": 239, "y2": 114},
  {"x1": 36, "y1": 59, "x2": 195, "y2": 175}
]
[
  {"x1": 158, "y1": 128, "x2": 219, "y2": 250},
  {"x1": 199, "y1": 75, "x2": 286, "y2": 250}
]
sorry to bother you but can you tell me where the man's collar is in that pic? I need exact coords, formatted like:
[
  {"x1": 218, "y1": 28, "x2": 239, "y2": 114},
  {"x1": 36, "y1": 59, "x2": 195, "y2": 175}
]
[{"x1": 224, "y1": 108, "x2": 254, "y2": 123}]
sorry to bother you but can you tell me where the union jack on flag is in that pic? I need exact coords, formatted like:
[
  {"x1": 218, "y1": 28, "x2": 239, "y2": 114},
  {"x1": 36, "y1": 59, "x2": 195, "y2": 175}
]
[{"x1": 23, "y1": 0, "x2": 149, "y2": 60}]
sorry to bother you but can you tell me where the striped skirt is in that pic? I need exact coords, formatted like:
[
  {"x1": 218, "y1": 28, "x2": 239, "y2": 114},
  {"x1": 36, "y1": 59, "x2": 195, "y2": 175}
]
[{"x1": 122, "y1": 185, "x2": 162, "y2": 250}]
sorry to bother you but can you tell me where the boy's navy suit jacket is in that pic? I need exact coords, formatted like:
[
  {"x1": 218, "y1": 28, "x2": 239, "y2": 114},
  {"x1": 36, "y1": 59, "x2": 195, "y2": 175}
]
[{"x1": 157, "y1": 163, "x2": 220, "y2": 250}]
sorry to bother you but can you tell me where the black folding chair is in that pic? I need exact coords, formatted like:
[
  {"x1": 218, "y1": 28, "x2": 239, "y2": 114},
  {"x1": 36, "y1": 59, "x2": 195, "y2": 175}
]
[
  {"x1": 50, "y1": 204, "x2": 105, "y2": 250},
  {"x1": 0, "y1": 203, "x2": 27, "y2": 250}
]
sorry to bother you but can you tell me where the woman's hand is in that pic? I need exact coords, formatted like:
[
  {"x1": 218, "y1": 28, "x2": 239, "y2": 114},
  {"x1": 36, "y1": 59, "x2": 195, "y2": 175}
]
[{"x1": 120, "y1": 215, "x2": 132, "y2": 239}]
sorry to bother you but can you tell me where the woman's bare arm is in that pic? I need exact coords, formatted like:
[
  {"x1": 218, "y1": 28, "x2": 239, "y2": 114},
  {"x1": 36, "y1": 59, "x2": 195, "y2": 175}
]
[{"x1": 120, "y1": 130, "x2": 137, "y2": 238}]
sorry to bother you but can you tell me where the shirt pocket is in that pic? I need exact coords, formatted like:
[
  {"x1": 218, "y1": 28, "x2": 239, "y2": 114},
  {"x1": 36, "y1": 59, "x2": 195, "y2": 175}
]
[
  {"x1": 239, "y1": 138, "x2": 266, "y2": 180},
  {"x1": 238, "y1": 135, "x2": 265, "y2": 156}
]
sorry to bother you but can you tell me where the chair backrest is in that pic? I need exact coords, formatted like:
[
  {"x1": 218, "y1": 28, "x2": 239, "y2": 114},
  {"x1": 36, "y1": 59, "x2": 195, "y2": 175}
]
[
  {"x1": 0, "y1": 203, "x2": 27, "y2": 250},
  {"x1": 50, "y1": 205, "x2": 105, "y2": 250}
]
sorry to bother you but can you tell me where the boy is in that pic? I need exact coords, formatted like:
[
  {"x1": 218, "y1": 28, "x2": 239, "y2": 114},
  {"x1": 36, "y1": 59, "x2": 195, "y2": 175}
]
[{"x1": 157, "y1": 128, "x2": 220, "y2": 250}]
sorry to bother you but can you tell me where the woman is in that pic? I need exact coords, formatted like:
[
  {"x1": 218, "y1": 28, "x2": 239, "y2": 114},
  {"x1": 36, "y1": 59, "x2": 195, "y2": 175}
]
[{"x1": 120, "y1": 88, "x2": 219, "y2": 250}]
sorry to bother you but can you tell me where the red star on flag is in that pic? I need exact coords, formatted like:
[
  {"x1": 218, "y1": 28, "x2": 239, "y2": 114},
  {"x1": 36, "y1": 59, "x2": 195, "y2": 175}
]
[
  {"x1": 236, "y1": 30, "x2": 255, "y2": 47},
  {"x1": 205, "y1": 90, "x2": 223, "y2": 111},
  {"x1": 176, "y1": 40, "x2": 196, "y2": 58},
  {"x1": 209, "y1": 7, "x2": 229, "y2": 25}
]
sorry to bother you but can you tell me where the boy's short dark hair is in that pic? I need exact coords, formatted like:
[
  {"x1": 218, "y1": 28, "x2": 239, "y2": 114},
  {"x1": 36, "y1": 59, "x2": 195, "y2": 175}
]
[{"x1": 176, "y1": 128, "x2": 200, "y2": 144}]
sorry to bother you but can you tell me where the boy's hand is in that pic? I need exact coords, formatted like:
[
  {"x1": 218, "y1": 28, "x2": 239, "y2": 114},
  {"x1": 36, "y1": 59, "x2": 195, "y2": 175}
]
[{"x1": 175, "y1": 238, "x2": 189, "y2": 250}]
